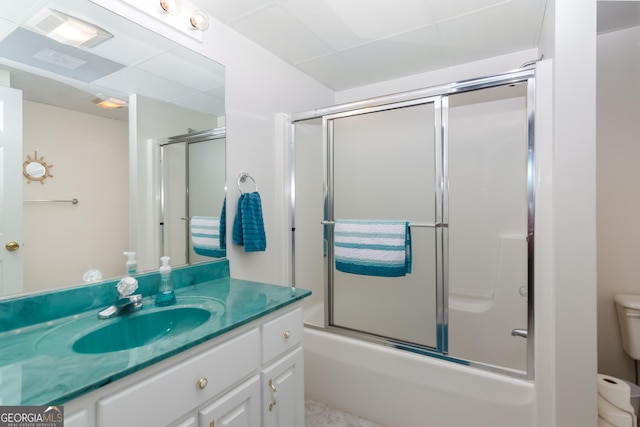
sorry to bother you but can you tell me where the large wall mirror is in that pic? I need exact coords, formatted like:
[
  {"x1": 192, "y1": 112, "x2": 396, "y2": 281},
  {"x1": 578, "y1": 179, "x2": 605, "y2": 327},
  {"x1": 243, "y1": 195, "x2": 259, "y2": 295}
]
[{"x1": 0, "y1": 0, "x2": 225, "y2": 297}]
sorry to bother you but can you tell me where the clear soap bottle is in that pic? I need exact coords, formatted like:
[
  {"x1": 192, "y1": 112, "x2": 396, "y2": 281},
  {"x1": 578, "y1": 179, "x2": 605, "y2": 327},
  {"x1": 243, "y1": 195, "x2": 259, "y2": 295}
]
[{"x1": 155, "y1": 256, "x2": 176, "y2": 306}]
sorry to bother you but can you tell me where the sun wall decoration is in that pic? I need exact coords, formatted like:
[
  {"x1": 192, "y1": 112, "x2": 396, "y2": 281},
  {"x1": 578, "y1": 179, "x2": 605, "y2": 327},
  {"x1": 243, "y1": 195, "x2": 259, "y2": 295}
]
[{"x1": 23, "y1": 151, "x2": 54, "y2": 184}]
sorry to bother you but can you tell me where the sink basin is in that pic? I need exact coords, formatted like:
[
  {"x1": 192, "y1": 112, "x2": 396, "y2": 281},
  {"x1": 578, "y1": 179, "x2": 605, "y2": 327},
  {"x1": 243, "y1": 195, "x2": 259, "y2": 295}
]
[{"x1": 72, "y1": 307, "x2": 211, "y2": 354}]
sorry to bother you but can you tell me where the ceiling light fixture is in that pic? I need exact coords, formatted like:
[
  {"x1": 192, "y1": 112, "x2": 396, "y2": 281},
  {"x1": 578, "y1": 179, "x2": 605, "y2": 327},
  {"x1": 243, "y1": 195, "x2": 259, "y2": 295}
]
[
  {"x1": 159, "y1": 0, "x2": 182, "y2": 16},
  {"x1": 27, "y1": 9, "x2": 113, "y2": 48},
  {"x1": 92, "y1": 94, "x2": 128, "y2": 110},
  {"x1": 189, "y1": 10, "x2": 210, "y2": 31}
]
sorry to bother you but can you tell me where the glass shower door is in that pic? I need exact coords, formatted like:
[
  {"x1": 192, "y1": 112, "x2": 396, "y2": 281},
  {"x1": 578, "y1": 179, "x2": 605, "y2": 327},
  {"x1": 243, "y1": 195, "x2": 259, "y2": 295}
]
[
  {"x1": 446, "y1": 83, "x2": 530, "y2": 372},
  {"x1": 328, "y1": 101, "x2": 441, "y2": 349}
]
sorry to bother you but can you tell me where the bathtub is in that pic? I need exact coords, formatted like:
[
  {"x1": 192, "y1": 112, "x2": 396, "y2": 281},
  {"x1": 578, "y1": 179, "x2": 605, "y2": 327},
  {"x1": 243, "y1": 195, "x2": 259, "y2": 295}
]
[{"x1": 303, "y1": 326, "x2": 535, "y2": 427}]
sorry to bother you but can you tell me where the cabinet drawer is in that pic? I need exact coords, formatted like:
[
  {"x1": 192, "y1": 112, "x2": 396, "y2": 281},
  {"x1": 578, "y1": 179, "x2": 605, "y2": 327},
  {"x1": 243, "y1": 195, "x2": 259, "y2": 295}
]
[
  {"x1": 97, "y1": 328, "x2": 260, "y2": 426},
  {"x1": 262, "y1": 308, "x2": 303, "y2": 364}
]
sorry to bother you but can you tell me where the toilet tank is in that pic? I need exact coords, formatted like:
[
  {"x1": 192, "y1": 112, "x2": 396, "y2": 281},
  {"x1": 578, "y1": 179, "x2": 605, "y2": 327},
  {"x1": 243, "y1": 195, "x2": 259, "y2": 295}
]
[{"x1": 615, "y1": 294, "x2": 640, "y2": 360}]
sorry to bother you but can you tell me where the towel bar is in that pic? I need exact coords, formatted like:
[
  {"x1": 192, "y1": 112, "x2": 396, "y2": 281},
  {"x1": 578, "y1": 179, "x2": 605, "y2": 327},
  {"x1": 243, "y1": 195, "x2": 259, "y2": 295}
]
[
  {"x1": 321, "y1": 220, "x2": 441, "y2": 228},
  {"x1": 24, "y1": 198, "x2": 78, "y2": 204}
]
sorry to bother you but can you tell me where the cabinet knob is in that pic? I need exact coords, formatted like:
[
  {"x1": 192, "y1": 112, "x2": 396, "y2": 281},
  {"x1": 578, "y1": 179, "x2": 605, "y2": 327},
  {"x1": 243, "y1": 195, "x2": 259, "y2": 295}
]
[
  {"x1": 198, "y1": 377, "x2": 208, "y2": 389},
  {"x1": 283, "y1": 330, "x2": 291, "y2": 339}
]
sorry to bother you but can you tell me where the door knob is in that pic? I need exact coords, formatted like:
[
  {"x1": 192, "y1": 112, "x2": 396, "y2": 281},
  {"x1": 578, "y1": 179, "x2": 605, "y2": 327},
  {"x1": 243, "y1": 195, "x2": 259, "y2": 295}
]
[{"x1": 5, "y1": 241, "x2": 19, "y2": 251}]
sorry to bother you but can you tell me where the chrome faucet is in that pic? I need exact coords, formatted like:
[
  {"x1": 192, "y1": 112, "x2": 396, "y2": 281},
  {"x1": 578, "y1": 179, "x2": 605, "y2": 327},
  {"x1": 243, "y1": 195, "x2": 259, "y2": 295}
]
[{"x1": 98, "y1": 276, "x2": 143, "y2": 319}]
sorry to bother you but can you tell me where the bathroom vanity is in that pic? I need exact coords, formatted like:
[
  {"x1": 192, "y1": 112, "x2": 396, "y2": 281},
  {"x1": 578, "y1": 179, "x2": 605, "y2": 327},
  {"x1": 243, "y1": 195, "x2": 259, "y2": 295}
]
[
  {"x1": 0, "y1": 260, "x2": 310, "y2": 427},
  {"x1": 64, "y1": 303, "x2": 304, "y2": 427}
]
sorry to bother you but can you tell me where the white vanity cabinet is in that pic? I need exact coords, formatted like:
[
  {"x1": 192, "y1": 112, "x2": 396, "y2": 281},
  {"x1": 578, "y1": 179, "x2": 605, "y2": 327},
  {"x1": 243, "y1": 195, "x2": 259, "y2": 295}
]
[
  {"x1": 260, "y1": 307, "x2": 305, "y2": 427},
  {"x1": 62, "y1": 301, "x2": 305, "y2": 427}
]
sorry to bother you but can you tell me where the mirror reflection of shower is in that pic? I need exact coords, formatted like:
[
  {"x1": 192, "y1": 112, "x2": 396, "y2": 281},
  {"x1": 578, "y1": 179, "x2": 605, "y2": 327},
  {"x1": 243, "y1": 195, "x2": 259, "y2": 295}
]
[{"x1": 158, "y1": 128, "x2": 226, "y2": 266}]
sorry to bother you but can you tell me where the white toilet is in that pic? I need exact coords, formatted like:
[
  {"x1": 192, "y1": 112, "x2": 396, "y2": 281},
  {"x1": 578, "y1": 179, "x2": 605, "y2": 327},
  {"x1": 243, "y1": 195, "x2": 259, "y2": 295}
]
[{"x1": 615, "y1": 294, "x2": 640, "y2": 361}]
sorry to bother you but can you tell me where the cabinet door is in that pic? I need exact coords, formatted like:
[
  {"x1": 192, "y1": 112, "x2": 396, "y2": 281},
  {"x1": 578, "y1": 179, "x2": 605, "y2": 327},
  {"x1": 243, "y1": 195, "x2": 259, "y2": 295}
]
[
  {"x1": 199, "y1": 376, "x2": 260, "y2": 427},
  {"x1": 261, "y1": 347, "x2": 304, "y2": 427},
  {"x1": 64, "y1": 409, "x2": 91, "y2": 427},
  {"x1": 171, "y1": 415, "x2": 197, "y2": 427}
]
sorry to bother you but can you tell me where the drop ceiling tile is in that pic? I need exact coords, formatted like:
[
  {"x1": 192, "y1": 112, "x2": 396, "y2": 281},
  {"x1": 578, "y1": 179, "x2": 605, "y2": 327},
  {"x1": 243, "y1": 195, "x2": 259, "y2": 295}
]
[
  {"x1": 136, "y1": 48, "x2": 224, "y2": 92},
  {"x1": 82, "y1": 82, "x2": 130, "y2": 101},
  {"x1": 295, "y1": 51, "x2": 371, "y2": 91},
  {"x1": 0, "y1": 28, "x2": 126, "y2": 83},
  {"x1": 172, "y1": 92, "x2": 224, "y2": 117},
  {"x1": 0, "y1": 19, "x2": 18, "y2": 41},
  {"x1": 597, "y1": 1, "x2": 640, "y2": 34},
  {"x1": 435, "y1": 1, "x2": 541, "y2": 66},
  {"x1": 0, "y1": 0, "x2": 48, "y2": 24},
  {"x1": 205, "y1": 0, "x2": 277, "y2": 22},
  {"x1": 230, "y1": 4, "x2": 332, "y2": 63},
  {"x1": 338, "y1": 26, "x2": 450, "y2": 86},
  {"x1": 88, "y1": 25, "x2": 174, "y2": 67},
  {"x1": 93, "y1": 67, "x2": 199, "y2": 103},
  {"x1": 207, "y1": 85, "x2": 225, "y2": 99},
  {"x1": 283, "y1": 0, "x2": 433, "y2": 51},
  {"x1": 424, "y1": 0, "x2": 509, "y2": 22}
]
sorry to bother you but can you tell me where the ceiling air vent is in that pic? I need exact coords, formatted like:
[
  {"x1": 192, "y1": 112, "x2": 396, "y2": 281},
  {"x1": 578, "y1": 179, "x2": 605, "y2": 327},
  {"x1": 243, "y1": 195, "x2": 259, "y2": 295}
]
[
  {"x1": 26, "y1": 9, "x2": 113, "y2": 48},
  {"x1": 29, "y1": 9, "x2": 68, "y2": 34}
]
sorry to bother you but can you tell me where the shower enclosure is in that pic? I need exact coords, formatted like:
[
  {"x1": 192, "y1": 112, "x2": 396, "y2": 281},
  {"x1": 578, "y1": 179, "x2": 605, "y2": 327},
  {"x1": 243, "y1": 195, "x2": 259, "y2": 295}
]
[
  {"x1": 158, "y1": 128, "x2": 226, "y2": 266},
  {"x1": 291, "y1": 69, "x2": 534, "y2": 378}
]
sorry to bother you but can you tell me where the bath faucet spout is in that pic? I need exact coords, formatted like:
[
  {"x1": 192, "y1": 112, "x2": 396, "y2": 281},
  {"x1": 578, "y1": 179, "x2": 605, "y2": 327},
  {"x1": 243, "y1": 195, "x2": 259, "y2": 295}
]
[
  {"x1": 98, "y1": 294, "x2": 143, "y2": 319},
  {"x1": 98, "y1": 276, "x2": 143, "y2": 319}
]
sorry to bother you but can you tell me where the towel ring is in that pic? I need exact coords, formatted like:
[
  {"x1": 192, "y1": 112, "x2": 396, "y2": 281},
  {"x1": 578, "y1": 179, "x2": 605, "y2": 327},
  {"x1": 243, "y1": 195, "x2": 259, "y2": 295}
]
[{"x1": 238, "y1": 172, "x2": 258, "y2": 194}]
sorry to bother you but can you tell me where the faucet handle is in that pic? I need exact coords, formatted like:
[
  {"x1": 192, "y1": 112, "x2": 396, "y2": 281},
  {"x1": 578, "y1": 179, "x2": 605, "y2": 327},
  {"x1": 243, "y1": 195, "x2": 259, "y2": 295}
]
[{"x1": 116, "y1": 276, "x2": 138, "y2": 297}]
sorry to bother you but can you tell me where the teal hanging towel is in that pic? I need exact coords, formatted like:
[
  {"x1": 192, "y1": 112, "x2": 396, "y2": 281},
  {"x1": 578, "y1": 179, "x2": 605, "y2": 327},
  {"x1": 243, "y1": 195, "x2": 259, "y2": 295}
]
[{"x1": 232, "y1": 192, "x2": 267, "y2": 252}]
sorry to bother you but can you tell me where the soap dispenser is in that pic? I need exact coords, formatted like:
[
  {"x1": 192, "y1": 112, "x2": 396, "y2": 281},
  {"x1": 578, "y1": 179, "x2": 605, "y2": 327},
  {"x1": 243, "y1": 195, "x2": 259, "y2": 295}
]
[
  {"x1": 123, "y1": 251, "x2": 137, "y2": 275},
  {"x1": 155, "y1": 256, "x2": 176, "y2": 306}
]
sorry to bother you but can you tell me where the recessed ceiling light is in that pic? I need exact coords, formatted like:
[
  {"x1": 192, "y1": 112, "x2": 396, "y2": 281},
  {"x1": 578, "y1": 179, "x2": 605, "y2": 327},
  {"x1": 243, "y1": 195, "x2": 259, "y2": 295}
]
[{"x1": 92, "y1": 94, "x2": 128, "y2": 110}]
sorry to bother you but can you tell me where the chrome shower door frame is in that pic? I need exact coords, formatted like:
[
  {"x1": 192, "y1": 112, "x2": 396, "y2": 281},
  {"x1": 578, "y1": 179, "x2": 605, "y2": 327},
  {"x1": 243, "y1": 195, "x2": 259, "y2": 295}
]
[{"x1": 290, "y1": 68, "x2": 536, "y2": 381}]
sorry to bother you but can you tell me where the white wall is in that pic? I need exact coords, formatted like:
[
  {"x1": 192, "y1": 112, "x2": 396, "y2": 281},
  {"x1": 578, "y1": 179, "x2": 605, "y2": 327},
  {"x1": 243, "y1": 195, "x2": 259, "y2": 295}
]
[
  {"x1": 22, "y1": 101, "x2": 128, "y2": 291},
  {"x1": 597, "y1": 26, "x2": 640, "y2": 381},
  {"x1": 545, "y1": 2, "x2": 598, "y2": 426}
]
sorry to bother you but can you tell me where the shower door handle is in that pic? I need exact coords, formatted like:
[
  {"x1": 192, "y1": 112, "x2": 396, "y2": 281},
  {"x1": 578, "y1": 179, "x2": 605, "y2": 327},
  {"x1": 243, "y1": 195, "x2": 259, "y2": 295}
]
[{"x1": 511, "y1": 329, "x2": 528, "y2": 338}]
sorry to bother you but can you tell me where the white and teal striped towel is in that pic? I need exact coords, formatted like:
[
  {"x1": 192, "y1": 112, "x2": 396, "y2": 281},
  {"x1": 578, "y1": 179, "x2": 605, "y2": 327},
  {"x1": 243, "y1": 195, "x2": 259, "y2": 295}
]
[
  {"x1": 191, "y1": 216, "x2": 226, "y2": 258},
  {"x1": 334, "y1": 220, "x2": 412, "y2": 277}
]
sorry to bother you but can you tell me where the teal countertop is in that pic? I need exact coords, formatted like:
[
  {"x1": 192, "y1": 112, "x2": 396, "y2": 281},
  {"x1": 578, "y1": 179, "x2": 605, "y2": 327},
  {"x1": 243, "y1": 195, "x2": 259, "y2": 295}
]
[{"x1": 0, "y1": 261, "x2": 310, "y2": 406}]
